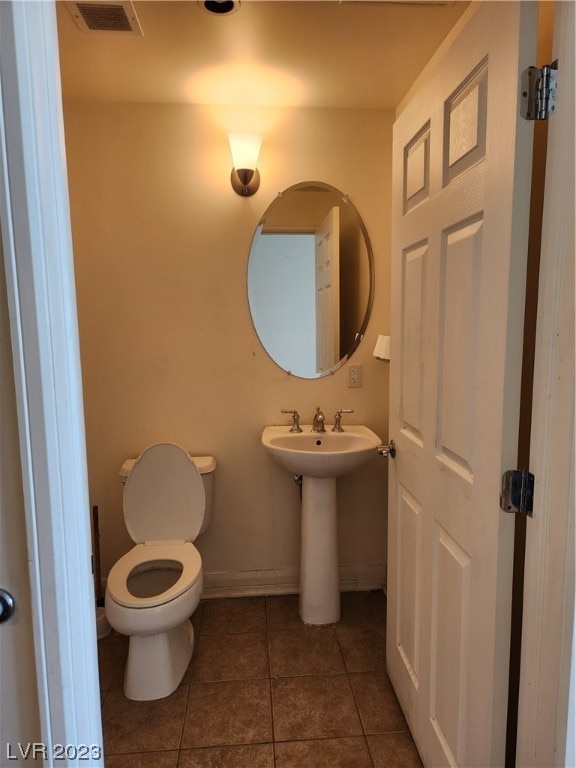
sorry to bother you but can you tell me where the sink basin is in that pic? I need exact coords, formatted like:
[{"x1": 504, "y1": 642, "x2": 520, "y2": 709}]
[{"x1": 262, "y1": 425, "x2": 381, "y2": 478}]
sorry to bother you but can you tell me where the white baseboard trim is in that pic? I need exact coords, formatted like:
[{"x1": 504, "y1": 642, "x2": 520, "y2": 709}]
[{"x1": 201, "y1": 564, "x2": 386, "y2": 600}]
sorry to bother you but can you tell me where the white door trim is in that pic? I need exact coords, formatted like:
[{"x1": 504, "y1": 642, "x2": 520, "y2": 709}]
[
  {"x1": 0, "y1": 2, "x2": 102, "y2": 763},
  {"x1": 516, "y1": 3, "x2": 575, "y2": 765}
]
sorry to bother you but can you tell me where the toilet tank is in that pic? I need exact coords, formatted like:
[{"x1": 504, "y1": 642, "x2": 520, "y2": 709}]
[{"x1": 119, "y1": 453, "x2": 216, "y2": 535}]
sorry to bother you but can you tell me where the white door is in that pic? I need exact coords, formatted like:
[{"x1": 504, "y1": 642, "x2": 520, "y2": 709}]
[
  {"x1": 315, "y1": 206, "x2": 340, "y2": 372},
  {"x1": 387, "y1": 3, "x2": 537, "y2": 766}
]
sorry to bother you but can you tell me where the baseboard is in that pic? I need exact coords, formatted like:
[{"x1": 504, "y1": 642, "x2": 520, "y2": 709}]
[{"x1": 201, "y1": 564, "x2": 386, "y2": 599}]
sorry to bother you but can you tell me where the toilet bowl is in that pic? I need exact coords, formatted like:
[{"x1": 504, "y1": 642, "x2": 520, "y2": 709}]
[{"x1": 105, "y1": 442, "x2": 215, "y2": 701}]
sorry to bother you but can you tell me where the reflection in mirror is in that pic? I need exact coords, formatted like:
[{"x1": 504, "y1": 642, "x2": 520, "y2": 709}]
[{"x1": 247, "y1": 182, "x2": 374, "y2": 379}]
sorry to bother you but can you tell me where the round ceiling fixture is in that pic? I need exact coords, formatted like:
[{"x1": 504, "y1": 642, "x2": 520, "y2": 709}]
[{"x1": 202, "y1": 0, "x2": 240, "y2": 15}]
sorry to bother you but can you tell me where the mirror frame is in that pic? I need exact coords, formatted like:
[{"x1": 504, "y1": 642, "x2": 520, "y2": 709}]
[{"x1": 247, "y1": 181, "x2": 375, "y2": 378}]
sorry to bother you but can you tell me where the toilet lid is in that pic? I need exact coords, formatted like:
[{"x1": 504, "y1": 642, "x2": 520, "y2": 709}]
[{"x1": 124, "y1": 443, "x2": 205, "y2": 543}]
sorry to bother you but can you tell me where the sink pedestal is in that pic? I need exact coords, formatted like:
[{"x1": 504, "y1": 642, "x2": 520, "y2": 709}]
[{"x1": 299, "y1": 476, "x2": 340, "y2": 625}]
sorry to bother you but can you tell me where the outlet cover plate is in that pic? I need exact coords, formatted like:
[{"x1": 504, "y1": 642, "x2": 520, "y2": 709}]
[{"x1": 347, "y1": 364, "x2": 363, "y2": 388}]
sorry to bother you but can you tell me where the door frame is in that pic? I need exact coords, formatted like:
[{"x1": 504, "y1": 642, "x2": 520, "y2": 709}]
[
  {"x1": 516, "y1": 2, "x2": 575, "y2": 764},
  {"x1": 0, "y1": 2, "x2": 102, "y2": 761}
]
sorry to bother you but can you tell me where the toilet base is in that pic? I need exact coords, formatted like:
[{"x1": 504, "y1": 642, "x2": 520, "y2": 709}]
[{"x1": 124, "y1": 619, "x2": 194, "y2": 700}]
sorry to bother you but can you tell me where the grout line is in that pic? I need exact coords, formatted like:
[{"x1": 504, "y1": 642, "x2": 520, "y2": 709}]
[
  {"x1": 335, "y1": 612, "x2": 379, "y2": 768},
  {"x1": 266, "y1": 595, "x2": 280, "y2": 767},
  {"x1": 176, "y1": 673, "x2": 192, "y2": 755}
]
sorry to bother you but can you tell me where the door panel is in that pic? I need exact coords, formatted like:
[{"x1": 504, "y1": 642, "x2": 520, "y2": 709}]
[
  {"x1": 388, "y1": 4, "x2": 537, "y2": 766},
  {"x1": 400, "y1": 242, "x2": 427, "y2": 441},
  {"x1": 430, "y1": 523, "x2": 471, "y2": 766},
  {"x1": 444, "y1": 60, "x2": 487, "y2": 183},
  {"x1": 397, "y1": 485, "x2": 422, "y2": 688},
  {"x1": 438, "y1": 217, "x2": 482, "y2": 478}
]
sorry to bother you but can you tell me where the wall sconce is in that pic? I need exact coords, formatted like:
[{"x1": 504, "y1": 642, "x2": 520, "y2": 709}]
[{"x1": 228, "y1": 132, "x2": 262, "y2": 196}]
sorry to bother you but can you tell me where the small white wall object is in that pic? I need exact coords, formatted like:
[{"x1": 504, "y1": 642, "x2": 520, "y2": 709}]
[{"x1": 373, "y1": 334, "x2": 391, "y2": 361}]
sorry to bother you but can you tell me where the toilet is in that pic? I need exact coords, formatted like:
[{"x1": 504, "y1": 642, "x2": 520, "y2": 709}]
[{"x1": 105, "y1": 442, "x2": 216, "y2": 701}]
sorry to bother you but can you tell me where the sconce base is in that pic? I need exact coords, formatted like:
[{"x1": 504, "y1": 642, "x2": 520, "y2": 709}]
[{"x1": 231, "y1": 167, "x2": 260, "y2": 196}]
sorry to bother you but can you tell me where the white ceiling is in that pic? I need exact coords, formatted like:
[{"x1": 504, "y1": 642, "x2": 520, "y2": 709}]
[{"x1": 56, "y1": 1, "x2": 469, "y2": 110}]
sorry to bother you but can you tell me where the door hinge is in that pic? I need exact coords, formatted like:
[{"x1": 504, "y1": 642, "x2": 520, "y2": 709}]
[
  {"x1": 500, "y1": 469, "x2": 535, "y2": 516},
  {"x1": 521, "y1": 60, "x2": 558, "y2": 120}
]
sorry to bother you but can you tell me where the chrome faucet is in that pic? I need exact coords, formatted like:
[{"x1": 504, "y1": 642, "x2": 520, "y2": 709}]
[
  {"x1": 281, "y1": 409, "x2": 302, "y2": 433},
  {"x1": 312, "y1": 406, "x2": 326, "y2": 433},
  {"x1": 332, "y1": 408, "x2": 354, "y2": 432}
]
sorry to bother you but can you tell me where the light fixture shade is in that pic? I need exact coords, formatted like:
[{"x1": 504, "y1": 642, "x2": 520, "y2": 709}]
[{"x1": 228, "y1": 132, "x2": 262, "y2": 172}]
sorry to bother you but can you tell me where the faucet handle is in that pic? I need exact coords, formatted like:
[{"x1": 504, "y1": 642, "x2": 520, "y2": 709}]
[
  {"x1": 332, "y1": 408, "x2": 354, "y2": 432},
  {"x1": 281, "y1": 409, "x2": 302, "y2": 433}
]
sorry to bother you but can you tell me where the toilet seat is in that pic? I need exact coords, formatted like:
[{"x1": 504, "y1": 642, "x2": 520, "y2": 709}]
[{"x1": 107, "y1": 542, "x2": 202, "y2": 608}]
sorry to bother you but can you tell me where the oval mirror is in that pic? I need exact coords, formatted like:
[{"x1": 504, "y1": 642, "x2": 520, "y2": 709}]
[{"x1": 247, "y1": 182, "x2": 374, "y2": 379}]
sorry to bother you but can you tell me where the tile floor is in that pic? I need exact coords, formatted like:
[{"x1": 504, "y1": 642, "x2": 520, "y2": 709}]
[{"x1": 98, "y1": 591, "x2": 424, "y2": 767}]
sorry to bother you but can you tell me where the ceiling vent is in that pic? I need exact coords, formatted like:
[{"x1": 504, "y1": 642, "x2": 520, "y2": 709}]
[{"x1": 65, "y1": 2, "x2": 143, "y2": 35}]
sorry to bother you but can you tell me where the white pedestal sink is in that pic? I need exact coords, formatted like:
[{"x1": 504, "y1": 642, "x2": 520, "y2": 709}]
[{"x1": 261, "y1": 425, "x2": 381, "y2": 625}]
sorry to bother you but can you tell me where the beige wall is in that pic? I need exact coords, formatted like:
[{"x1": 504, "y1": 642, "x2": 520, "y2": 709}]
[{"x1": 63, "y1": 101, "x2": 393, "y2": 595}]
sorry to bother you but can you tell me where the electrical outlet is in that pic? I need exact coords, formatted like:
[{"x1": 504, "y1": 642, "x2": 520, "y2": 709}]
[{"x1": 347, "y1": 363, "x2": 363, "y2": 388}]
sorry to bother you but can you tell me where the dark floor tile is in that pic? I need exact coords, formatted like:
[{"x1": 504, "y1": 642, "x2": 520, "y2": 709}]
[
  {"x1": 98, "y1": 632, "x2": 128, "y2": 693},
  {"x1": 102, "y1": 685, "x2": 188, "y2": 755},
  {"x1": 192, "y1": 631, "x2": 269, "y2": 681},
  {"x1": 97, "y1": 592, "x2": 419, "y2": 768},
  {"x1": 103, "y1": 666, "x2": 126, "y2": 694},
  {"x1": 339, "y1": 590, "x2": 386, "y2": 626},
  {"x1": 274, "y1": 736, "x2": 373, "y2": 768},
  {"x1": 269, "y1": 628, "x2": 345, "y2": 677},
  {"x1": 178, "y1": 743, "x2": 274, "y2": 767},
  {"x1": 350, "y1": 673, "x2": 408, "y2": 734},
  {"x1": 266, "y1": 594, "x2": 303, "y2": 631},
  {"x1": 272, "y1": 675, "x2": 362, "y2": 742},
  {"x1": 368, "y1": 733, "x2": 424, "y2": 768},
  {"x1": 336, "y1": 625, "x2": 386, "y2": 673},
  {"x1": 181, "y1": 679, "x2": 273, "y2": 748},
  {"x1": 104, "y1": 750, "x2": 178, "y2": 767},
  {"x1": 199, "y1": 597, "x2": 267, "y2": 634}
]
